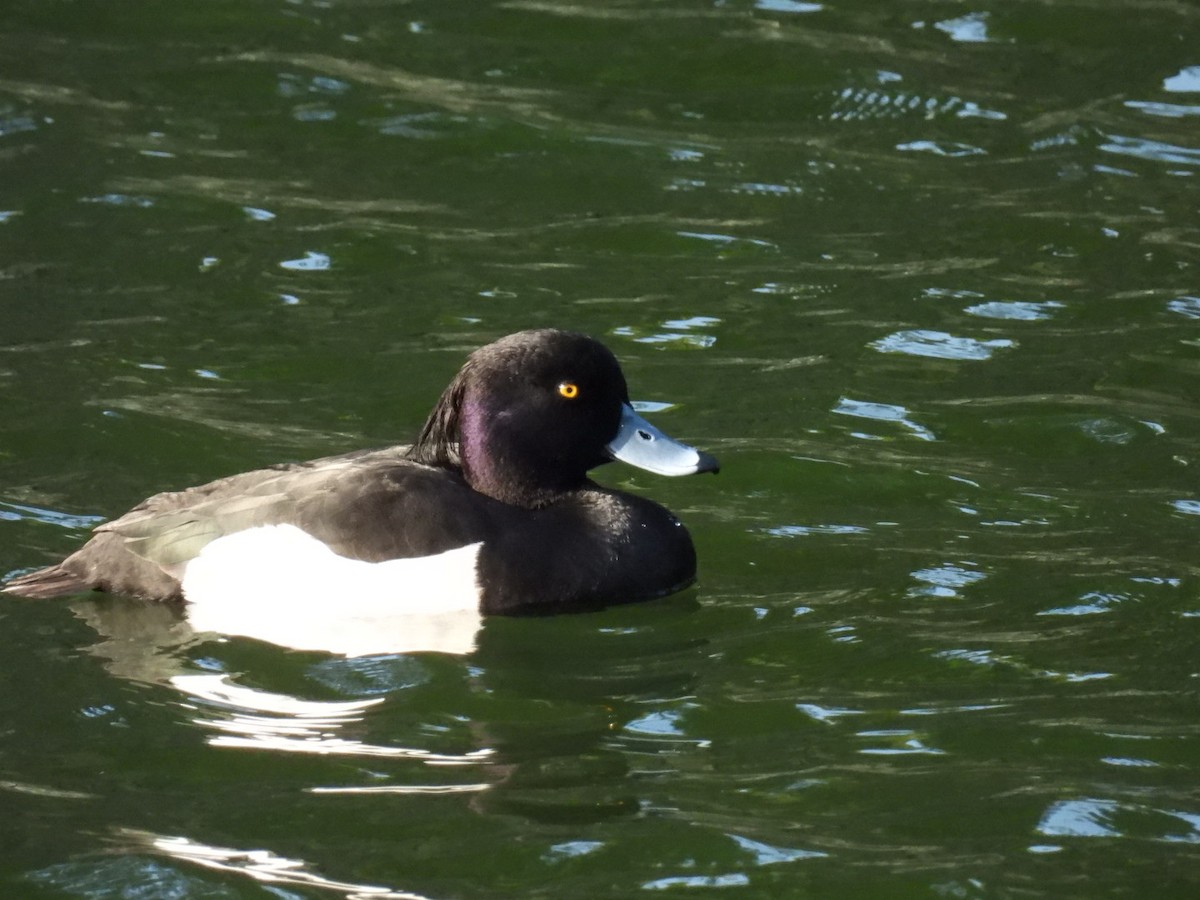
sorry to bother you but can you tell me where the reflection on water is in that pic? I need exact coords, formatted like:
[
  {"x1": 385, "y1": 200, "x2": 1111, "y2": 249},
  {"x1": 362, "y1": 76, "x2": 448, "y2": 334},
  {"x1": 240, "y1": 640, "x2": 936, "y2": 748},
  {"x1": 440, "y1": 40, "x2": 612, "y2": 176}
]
[
  {"x1": 1099, "y1": 133, "x2": 1200, "y2": 168},
  {"x1": 964, "y1": 300, "x2": 1063, "y2": 321},
  {"x1": 121, "y1": 829, "x2": 433, "y2": 900},
  {"x1": 870, "y1": 329, "x2": 1016, "y2": 361},
  {"x1": 613, "y1": 317, "x2": 721, "y2": 349},
  {"x1": 1037, "y1": 798, "x2": 1200, "y2": 846},
  {"x1": 0, "y1": 501, "x2": 104, "y2": 530},
  {"x1": 172, "y1": 672, "x2": 493, "y2": 764},
  {"x1": 833, "y1": 396, "x2": 935, "y2": 441},
  {"x1": 76, "y1": 595, "x2": 495, "y2": 763}
]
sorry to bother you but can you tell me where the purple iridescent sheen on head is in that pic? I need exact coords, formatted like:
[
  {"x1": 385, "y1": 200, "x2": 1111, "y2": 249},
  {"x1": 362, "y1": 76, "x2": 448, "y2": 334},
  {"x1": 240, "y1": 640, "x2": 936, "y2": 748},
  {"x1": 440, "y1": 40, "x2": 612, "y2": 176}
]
[{"x1": 459, "y1": 393, "x2": 497, "y2": 491}]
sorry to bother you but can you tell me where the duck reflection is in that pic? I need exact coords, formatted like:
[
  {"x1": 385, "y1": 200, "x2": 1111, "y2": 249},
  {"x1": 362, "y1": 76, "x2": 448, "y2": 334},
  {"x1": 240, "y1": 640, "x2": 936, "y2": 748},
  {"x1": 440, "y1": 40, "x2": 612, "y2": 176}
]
[
  {"x1": 65, "y1": 591, "x2": 705, "y2": 893},
  {"x1": 115, "y1": 828, "x2": 435, "y2": 900},
  {"x1": 70, "y1": 589, "x2": 704, "y2": 810}
]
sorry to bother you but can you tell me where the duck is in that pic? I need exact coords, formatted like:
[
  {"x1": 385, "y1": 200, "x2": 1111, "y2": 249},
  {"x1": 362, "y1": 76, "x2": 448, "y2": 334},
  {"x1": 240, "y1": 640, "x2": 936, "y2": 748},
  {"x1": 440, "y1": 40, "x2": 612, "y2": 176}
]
[{"x1": 2, "y1": 329, "x2": 718, "y2": 651}]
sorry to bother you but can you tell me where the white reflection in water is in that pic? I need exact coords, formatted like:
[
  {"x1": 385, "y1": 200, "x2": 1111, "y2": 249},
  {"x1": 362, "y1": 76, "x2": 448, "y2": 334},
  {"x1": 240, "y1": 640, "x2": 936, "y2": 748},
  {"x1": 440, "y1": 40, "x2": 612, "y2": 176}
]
[
  {"x1": 676, "y1": 230, "x2": 778, "y2": 251},
  {"x1": 870, "y1": 329, "x2": 1015, "y2": 361},
  {"x1": 833, "y1": 396, "x2": 935, "y2": 441},
  {"x1": 900, "y1": 703, "x2": 1008, "y2": 716},
  {"x1": 627, "y1": 332, "x2": 715, "y2": 348},
  {"x1": 1100, "y1": 133, "x2": 1200, "y2": 167},
  {"x1": 935, "y1": 648, "x2": 1115, "y2": 684},
  {"x1": 1125, "y1": 100, "x2": 1200, "y2": 119},
  {"x1": 623, "y1": 707, "x2": 710, "y2": 747},
  {"x1": 755, "y1": 0, "x2": 823, "y2": 13},
  {"x1": 663, "y1": 315, "x2": 720, "y2": 330},
  {"x1": 644, "y1": 873, "x2": 750, "y2": 890},
  {"x1": 1101, "y1": 757, "x2": 1159, "y2": 768},
  {"x1": 293, "y1": 105, "x2": 337, "y2": 122},
  {"x1": 896, "y1": 140, "x2": 986, "y2": 157},
  {"x1": 933, "y1": 11, "x2": 993, "y2": 43},
  {"x1": 543, "y1": 840, "x2": 605, "y2": 863},
  {"x1": 1168, "y1": 295, "x2": 1200, "y2": 318},
  {"x1": 965, "y1": 300, "x2": 1063, "y2": 321},
  {"x1": 625, "y1": 709, "x2": 686, "y2": 737},
  {"x1": 856, "y1": 729, "x2": 946, "y2": 756},
  {"x1": 829, "y1": 88, "x2": 1004, "y2": 122},
  {"x1": 935, "y1": 648, "x2": 997, "y2": 667},
  {"x1": 0, "y1": 500, "x2": 105, "y2": 530},
  {"x1": 242, "y1": 205, "x2": 275, "y2": 221},
  {"x1": 796, "y1": 702, "x2": 865, "y2": 724},
  {"x1": 80, "y1": 193, "x2": 154, "y2": 207},
  {"x1": 1078, "y1": 417, "x2": 1135, "y2": 444},
  {"x1": 279, "y1": 249, "x2": 331, "y2": 270},
  {"x1": 0, "y1": 779, "x2": 96, "y2": 800},
  {"x1": 765, "y1": 523, "x2": 870, "y2": 536},
  {"x1": 908, "y1": 563, "x2": 986, "y2": 599},
  {"x1": 728, "y1": 832, "x2": 827, "y2": 864},
  {"x1": 1032, "y1": 801, "x2": 1200, "y2": 849},
  {"x1": 1038, "y1": 799, "x2": 1120, "y2": 839},
  {"x1": 0, "y1": 112, "x2": 38, "y2": 136},
  {"x1": 729, "y1": 181, "x2": 803, "y2": 196},
  {"x1": 1038, "y1": 591, "x2": 1127, "y2": 616},
  {"x1": 612, "y1": 316, "x2": 721, "y2": 349},
  {"x1": 124, "y1": 829, "x2": 431, "y2": 899},
  {"x1": 1163, "y1": 65, "x2": 1200, "y2": 92},
  {"x1": 172, "y1": 672, "x2": 493, "y2": 764},
  {"x1": 310, "y1": 782, "x2": 489, "y2": 795}
]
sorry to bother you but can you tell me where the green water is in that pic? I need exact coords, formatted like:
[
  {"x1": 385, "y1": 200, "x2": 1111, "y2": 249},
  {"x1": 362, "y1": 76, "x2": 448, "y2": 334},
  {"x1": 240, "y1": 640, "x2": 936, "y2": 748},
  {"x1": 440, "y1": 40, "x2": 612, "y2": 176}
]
[{"x1": 3, "y1": 0, "x2": 1199, "y2": 896}]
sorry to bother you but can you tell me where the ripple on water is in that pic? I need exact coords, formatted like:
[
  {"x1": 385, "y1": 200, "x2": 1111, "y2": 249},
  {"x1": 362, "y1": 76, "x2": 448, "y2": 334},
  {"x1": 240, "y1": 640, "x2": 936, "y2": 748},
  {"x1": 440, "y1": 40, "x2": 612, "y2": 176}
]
[
  {"x1": 1038, "y1": 591, "x2": 1129, "y2": 617},
  {"x1": 1163, "y1": 65, "x2": 1200, "y2": 92},
  {"x1": 612, "y1": 316, "x2": 720, "y2": 349},
  {"x1": 965, "y1": 300, "x2": 1064, "y2": 321},
  {"x1": 907, "y1": 564, "x2": 987, "y2": 599},
  {"x1": 0, "y1": 108, "x2": 39, "y2": 137},
  {"x1": 0, "y1": 501, "x2": 104, "y2": 530},
  {"x1": 932, "y1": 11, "x2": 994, "y2": 43},
  {"x1": 827, "y1": 85, "x2": 1005, "y2": 123},
  {"x1": 1099, "y1": 133, "x2": 1200, "y2": 168},
  {"x1": 896, "y1": 140, "x2": 987, "y2": 158},
  {"x1": 1167, "y1": 295, "x2": 1200, "y2": 319},
  {"x1": 1037, "y1": 798, "x2": 1200, "y2": 845},
  {"x1": 870, "y1": 329, "x2": 1015, "y2": 361},
  {"x1": 754, "y1": 0, "x2": 824, "y2": 14},
  {"x1": 764, "y1": 523, "x2": 870, "y2": 537},
  {"x1": 369, "y1": 111, "x2": 495, "y2": 139},
  {"x1": 1125, "y1": 100, "x2": 1200, "y2": 119},
  {"x1": 307, "y1": 654, "x2": 432, "y2": 697},
  {"x1": 832, "y1": 396, "x2": 936, "y2": 441},
  {"x1": 279, "y1": 250, "x2": 331, "y2": 271}
]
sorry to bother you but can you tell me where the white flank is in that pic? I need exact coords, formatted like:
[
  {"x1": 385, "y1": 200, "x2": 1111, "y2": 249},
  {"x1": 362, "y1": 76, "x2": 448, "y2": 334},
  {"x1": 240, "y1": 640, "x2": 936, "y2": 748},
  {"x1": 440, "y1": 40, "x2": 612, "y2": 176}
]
[{"x1": 181, "y1": 524, "x2": 483, "y2": 656}]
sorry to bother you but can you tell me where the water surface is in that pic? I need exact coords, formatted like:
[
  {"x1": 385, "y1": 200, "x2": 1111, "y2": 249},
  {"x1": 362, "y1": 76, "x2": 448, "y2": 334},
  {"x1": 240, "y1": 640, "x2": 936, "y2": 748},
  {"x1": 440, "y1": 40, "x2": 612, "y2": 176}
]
[{"x1": 2, "y1": 1, "x2": 1199, "y2": 896}]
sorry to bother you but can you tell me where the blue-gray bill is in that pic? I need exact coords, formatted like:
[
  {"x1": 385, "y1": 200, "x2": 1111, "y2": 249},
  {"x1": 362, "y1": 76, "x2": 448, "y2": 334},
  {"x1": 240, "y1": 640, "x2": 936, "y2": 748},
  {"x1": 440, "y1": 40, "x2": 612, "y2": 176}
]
[{"x1": 605, "y1": 404, "x2": 720, "y2": 476}]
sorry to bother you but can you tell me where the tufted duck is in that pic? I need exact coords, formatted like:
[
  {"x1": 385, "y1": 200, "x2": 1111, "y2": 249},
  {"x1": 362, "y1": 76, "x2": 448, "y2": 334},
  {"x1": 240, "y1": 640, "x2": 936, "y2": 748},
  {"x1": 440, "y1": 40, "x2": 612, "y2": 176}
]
[{"x1": 2, "y1": 330, "x2": 718, "y2": 649}]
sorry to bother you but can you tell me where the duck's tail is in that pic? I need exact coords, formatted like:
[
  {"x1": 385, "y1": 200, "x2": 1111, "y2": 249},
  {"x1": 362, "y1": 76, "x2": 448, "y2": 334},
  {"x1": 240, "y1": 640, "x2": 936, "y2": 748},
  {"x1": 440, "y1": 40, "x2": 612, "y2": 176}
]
[{"x1": 2, "y1": 564, "x2": 91, "y2": 599}]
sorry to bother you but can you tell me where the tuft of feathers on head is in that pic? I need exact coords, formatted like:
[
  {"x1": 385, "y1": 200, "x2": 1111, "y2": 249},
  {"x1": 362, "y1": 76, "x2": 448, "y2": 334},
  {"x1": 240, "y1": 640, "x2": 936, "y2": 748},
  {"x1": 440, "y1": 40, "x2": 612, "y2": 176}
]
[{"x1": 407, "y1": 365, "x2": 467, "y2": 469}]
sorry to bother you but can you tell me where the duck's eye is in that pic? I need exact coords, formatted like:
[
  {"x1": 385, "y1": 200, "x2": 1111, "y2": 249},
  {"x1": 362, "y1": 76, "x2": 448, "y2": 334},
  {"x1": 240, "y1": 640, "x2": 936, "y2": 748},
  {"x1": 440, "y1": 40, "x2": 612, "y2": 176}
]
[{"x1": 557, "y1": 381, "x2": 580, "y2": 400}]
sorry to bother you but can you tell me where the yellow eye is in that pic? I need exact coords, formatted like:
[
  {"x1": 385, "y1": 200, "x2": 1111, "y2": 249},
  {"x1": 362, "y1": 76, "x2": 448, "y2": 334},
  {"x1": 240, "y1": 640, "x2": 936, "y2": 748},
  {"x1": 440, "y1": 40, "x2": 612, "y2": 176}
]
[{"x1": 558, "y1": 381, "x2": 580, "y2": 400}]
